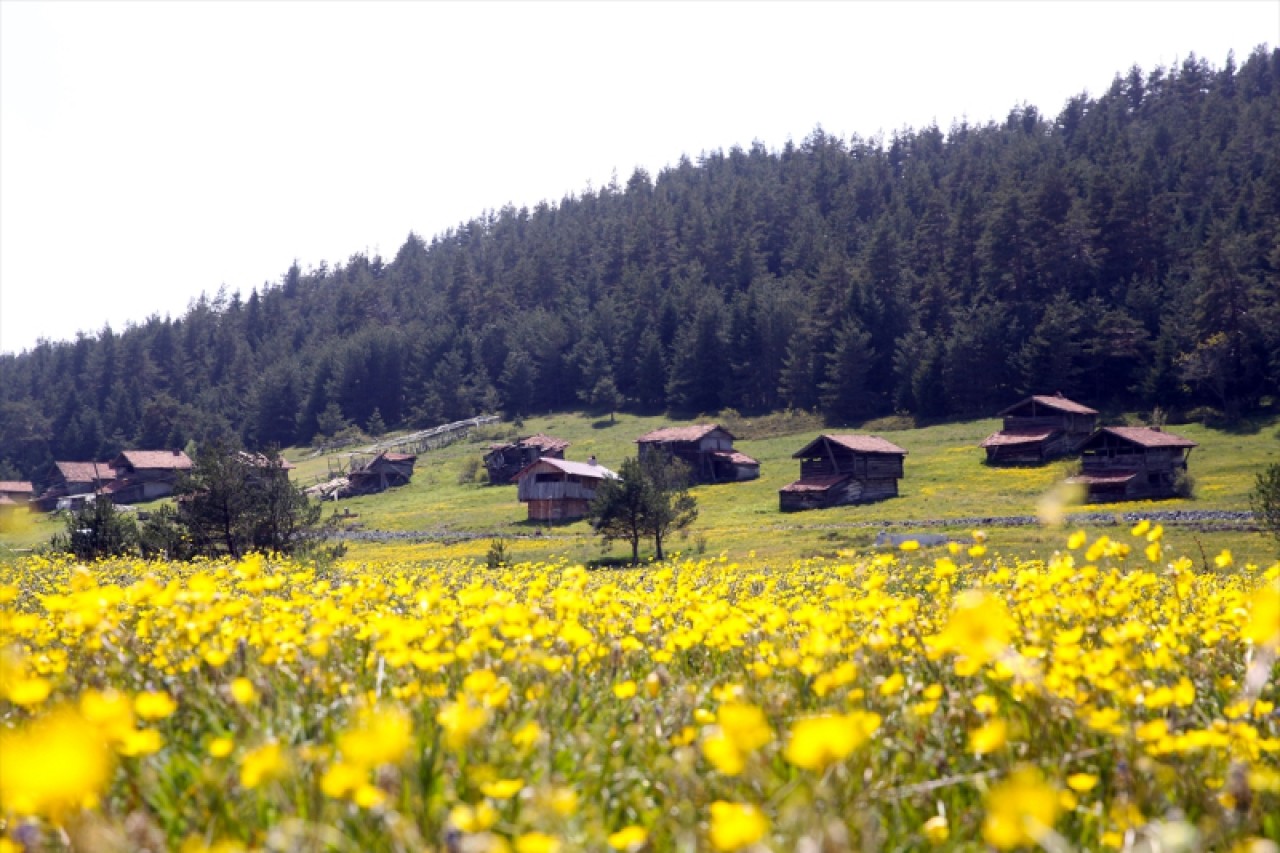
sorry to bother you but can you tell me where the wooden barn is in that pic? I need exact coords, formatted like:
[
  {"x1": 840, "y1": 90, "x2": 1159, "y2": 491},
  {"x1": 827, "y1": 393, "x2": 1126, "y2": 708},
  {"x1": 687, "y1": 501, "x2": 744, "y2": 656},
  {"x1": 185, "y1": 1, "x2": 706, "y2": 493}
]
[
  {"x1": 107, "y1": 450, "x2": 194, "y2": 504},
  {"x1": 0, "y1": 481, "x2": 34, "y2": 507},
  {"x1": 779, "y1": 434, "x2": 907, "y2": 512},
  {"x1": 514, "y1": 457, "x2": 618, "y2": 522},
  {"x1": 484, "y1": 434, "x2": 570, "y2": 484},
  {"x1": 1066, "y1": 426, "x2": 1197, "y2": 502},
  {"x1": 980, "y1": 394, "x2": 1099, "y2": 465},
  {"x1": 635, "y1": 424, "x2": 759, "y2": 484},
  {"x1": 347, "y1": 452, "x2": 417, "y2": 494},
  {"x1": 34, "y1": 461, "x2": 116, "y2": 511}
]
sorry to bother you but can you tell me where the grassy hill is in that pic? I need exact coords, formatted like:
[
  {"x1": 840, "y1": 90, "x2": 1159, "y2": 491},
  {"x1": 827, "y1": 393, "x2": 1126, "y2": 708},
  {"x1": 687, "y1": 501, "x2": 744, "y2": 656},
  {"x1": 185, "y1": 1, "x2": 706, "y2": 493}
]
[{"x1": 5, "y1": 411, "x2": 1279, "y2": 567}]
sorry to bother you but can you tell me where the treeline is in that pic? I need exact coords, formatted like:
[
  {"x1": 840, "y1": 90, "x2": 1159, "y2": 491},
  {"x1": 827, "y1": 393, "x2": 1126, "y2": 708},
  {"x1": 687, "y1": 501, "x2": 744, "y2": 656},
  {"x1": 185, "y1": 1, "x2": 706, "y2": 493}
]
[{"x1": 2, "y1": 48, "x2": 1278, "y2": 480}]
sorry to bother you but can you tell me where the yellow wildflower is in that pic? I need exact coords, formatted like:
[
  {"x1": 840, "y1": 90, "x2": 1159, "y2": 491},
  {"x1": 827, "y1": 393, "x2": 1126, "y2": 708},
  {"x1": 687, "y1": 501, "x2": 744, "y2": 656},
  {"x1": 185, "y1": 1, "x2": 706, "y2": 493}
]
[
  {"x1": 982, "y1": 766, "x2": 1060, "y2": 850},
  {"x1": 0, "y1": 708, "x2": 112, "y2": 818},
  {"x1": 239, "y1": 742, "x2": 287, "y2": 789},
  {"x1": 968, "y1": 718, "x2": 1008, "y2": 755},
  {"x1": 708, "y1": 801, "x2": 768, "y2": 851},
  {"x1": 229, "y1": 678, "x2": 257, "y2": 706},
  {"x1": 134, "y1": 690, "x2": 178, "y2": 721},
  {"x1": 784, "y1": 711, "x2": 881, "y2": 771},
  {"x1": 607, "y1": 826, "x2": 649, "y2": 850}
]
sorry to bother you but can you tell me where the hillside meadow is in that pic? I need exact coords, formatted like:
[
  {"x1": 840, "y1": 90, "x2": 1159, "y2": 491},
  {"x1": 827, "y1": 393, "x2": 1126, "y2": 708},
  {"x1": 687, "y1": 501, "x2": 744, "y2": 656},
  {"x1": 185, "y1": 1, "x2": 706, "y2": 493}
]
[{"x1": 3, "y1": 411, "x2": 1280, "y2": 566}]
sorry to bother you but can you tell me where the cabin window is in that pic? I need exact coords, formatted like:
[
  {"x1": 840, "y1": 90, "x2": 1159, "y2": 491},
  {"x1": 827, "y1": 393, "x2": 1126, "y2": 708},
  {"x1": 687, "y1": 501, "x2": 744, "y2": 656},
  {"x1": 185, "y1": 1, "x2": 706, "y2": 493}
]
[{"x1": 534, "y1": 472, "x2": 559, "y2": 483}]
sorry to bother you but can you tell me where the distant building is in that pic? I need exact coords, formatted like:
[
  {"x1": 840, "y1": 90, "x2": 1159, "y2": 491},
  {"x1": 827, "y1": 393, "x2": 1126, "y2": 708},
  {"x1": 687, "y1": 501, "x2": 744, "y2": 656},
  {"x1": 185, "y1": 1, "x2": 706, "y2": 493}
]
[
  {"x1": 980, "y1": 394, "x2": 1099, "y2": 465},
  {"x1": 235, "y1": 451, "x2": 296, "y2": 487},
  {"x1": 107, "y1": 450, "x2": 194, "y2": 504},
  {"x1": 1066, "y1": 426, "x2": 1197, "y2": 502},
  {"x1": 514, "y1": 457, "x2": 617, "y2": 522},
  {"x1": 347, "y1": 452, "x2": 417, "y2": 494},
  {"x1": 780, "y1": 434, "x2": 907, "y2": 512},
  {"x1": 635, "y1": 424, "x2": 759, "y2": 484},
  {"x1": 0, "y1": 481, "x2": 34, "y2": 507},
  {"x1": 34, "y1": 461, "x2": 116, "y2": 511},
  {"x1": 484, "y1": 434, "x2": 570, "y2": 484}
]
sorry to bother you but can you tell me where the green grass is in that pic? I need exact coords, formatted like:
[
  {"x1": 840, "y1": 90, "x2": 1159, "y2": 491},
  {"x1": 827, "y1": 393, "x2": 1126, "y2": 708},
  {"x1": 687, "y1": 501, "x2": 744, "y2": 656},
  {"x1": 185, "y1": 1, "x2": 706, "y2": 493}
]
[{"x1": 6, "y1": 412, "x2": 1279, "y2": 566}]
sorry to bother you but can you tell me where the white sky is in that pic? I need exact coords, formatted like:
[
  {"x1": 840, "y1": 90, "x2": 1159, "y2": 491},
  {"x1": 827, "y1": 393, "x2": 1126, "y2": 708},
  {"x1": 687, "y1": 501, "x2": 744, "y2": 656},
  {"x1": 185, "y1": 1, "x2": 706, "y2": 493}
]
[{"x1": 1, "y1": 1, "x2": 1276, "y2": 356}]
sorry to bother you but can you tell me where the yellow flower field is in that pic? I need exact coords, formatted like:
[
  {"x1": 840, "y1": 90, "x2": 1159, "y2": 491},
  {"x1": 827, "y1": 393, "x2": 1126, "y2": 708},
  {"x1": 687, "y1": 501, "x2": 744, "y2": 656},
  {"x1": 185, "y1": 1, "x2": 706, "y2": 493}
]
[{"x1": 1, "y1": 529, "x2": 1278, "y2": 851}]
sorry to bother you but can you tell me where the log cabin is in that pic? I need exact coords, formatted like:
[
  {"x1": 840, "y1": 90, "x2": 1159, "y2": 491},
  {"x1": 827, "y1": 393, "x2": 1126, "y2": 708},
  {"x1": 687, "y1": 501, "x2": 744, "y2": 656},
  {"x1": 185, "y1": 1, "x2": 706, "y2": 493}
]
[
  {"x1": 980, "y1": 394, "x2": 1098, "y2": 465},
  {"x1": 1066, "y1": 426, "x2": 1197, "y2": 502},
  {"x1": 635, "y1": 424, "x2": 759, "y2": 484},
  {"x1": 34, "y1": 461, "x2": 116, "y2": 511},
  {"x1": 484, "y1": 434, "x2": 570, "y2": 484},
  {"x1": 780, "y1": 434, "x2": 907, "y2": 511},
  {"x1": 106, "y1": 450, "x2": 194, "y2": 504},
  {"x1": 514, "y1": 457, "x2": 617, "y2": 522}
]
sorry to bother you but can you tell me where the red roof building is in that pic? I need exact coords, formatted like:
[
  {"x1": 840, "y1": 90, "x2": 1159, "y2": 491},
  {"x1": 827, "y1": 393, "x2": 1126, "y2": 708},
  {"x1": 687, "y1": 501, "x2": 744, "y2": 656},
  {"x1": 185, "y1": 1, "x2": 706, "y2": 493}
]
[
  {"x1": 980, "y1": 394, "x2": 1099, "y2": 465},
  {"x1": 1066, "y1": 426, "x2": 1197, "y2": 502},
  {"x1": 780, "y1": 435, "x2": 907, "y2": 511},
  {"x1": 635, "y1": 424, "x2": 759, "y2": 484}
]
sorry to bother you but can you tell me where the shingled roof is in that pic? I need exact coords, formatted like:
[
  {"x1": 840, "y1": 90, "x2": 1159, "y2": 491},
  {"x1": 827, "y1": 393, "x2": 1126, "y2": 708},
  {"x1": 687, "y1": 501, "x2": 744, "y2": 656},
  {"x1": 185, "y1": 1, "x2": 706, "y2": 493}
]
[
  {"x1": 113, "y1": 450, "x2": 194, "y2": 471},
  {"x1": 999, "y1": 394, "x2": 1098, "y2": 417},
  {"x1": 978, "y1": 427, "x2": 1059, "y2": 448},
  {"x1": 53, "y1": 461, "x2": 116, "y2": 483},
  {"x1": 1087, "y1": 426, "x2": 1197, "y2": 449},
  {"x1": 792, "y1": 434, "x2": 908, "y2": 458},
  {"x1": 514, "y1": 457, "x2": 618, "y2": 481},
  {"x1": 636, "y1": 424, "x2": 733, "y2": 443}
]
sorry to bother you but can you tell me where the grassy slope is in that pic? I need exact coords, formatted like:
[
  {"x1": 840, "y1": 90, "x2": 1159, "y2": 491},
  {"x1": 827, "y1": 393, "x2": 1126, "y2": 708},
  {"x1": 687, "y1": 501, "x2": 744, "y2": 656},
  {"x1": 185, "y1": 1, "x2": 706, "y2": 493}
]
[{"x1": 6, "y1": 412, "x2": 1279, "y2": 567}]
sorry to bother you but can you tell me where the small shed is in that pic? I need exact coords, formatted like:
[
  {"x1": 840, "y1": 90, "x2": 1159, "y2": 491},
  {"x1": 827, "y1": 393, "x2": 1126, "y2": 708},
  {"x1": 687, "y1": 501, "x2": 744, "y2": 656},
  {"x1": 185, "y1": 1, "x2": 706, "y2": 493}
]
[
  {"x1": 980, "y1": 394, "x2": 1098, "y2": 465},
  {"x1": 34, "y1": 461, "x2": 116, "y2": 511},
  {"x1": 0, "y1": 481, "x2": 34, "y2": 507},
  {"x1": 780, "y1": 434, "x2": 907, "y2": 511},
  {"x1": 635, "y1": 424, "x2": 759, "y2": 484},
  {"x1": 1066, "y1": 426, "x2": 1197, "y2": 502},
  {"x1": 347, "y1": 452, "x2": 417, "y2": 494},
  {"x1": 108, "y1": 449, "x2": 194, "y2": 504},
  {"x1": 514, "y1": 457, "x2": 617, "y2": 522},
  {"x1": 484, "y1": 434, "x2": 570, "y2": 484}
]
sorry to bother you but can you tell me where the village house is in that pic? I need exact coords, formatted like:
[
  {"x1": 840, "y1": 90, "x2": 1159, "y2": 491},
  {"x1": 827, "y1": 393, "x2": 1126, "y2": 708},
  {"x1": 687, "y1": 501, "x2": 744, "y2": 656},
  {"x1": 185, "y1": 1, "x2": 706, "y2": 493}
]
[
  {"x1": 483, "y1": 434, "x2": 570, "y2": 484},
  {"x1": 780, "y1": 434, "x2": 907, "y2": 512},
  {"x1": 514, "y1": 457, "x2": 617, "y2": 522},
  {"x1": 980, "y1": 394, "x2": 1099, "y2": 465},
  {"x1": 107, "y1": 449, "x2": 194, "y2": 504},
  {"x1": 347, "y1": 452, "x2": 417, "y2": 494},
  {"x1": 0, "y1": 481, "x2": 34, "y2": 507},
  {"x1": 33, "y1": 461, "x2": 116, "y2": 511},
  {"x1": 305, "y1": 451, "x2": 417, "y2": 500},
  {"x1": 635, "y1": 424, "x2": 759, "y2": 484},
  {"x1": 1066, "y1": 426, "x2": 1197, "y2": 502}
]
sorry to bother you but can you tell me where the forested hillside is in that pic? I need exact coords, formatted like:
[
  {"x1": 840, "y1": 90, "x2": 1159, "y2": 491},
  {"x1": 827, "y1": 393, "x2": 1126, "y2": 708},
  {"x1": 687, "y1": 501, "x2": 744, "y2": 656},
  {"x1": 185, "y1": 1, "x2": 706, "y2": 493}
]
[{"x1": 2, "y1": 48, "x2": 1278, "y2": 479}]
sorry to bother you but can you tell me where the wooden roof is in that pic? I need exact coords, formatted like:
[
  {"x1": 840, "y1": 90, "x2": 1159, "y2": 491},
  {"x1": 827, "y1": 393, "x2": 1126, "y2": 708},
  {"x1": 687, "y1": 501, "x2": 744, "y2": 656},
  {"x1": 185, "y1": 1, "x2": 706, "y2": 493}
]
[
  {"x1": 999, "y1": 394, "x2": 1098, "y2": 417},
  {"x1": 113, "y1": 450, "x2": 194, "y2": 471},
  {"x1": 636, "y1": 424, "x2": 734, "y2": 443},
  {"x1": 1082, "y1": 426, "x2": 1197, "y2": 450},
  {"x1": 53, "y1": 461, "x2": 116, "y2": 482},
  {"x1": 979, "y1": 427, "x2": 1060, "y2": 448},
  {"x1": 779, "y1": 474, "x2": 850, "y2": 493},
  {"x1": 792, "y1": 434, "x2": 907, "y2": 458},
  {"x1": 0, "y1": 481, "x2": 34, "y2": 495}
]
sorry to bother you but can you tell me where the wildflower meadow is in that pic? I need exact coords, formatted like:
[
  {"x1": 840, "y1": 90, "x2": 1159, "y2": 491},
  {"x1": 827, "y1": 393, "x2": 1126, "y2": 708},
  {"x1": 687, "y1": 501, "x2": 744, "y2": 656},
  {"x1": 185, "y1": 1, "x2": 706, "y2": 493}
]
[{"x1": 1, "y1": 525, "x2": 1278, "y2": 851}]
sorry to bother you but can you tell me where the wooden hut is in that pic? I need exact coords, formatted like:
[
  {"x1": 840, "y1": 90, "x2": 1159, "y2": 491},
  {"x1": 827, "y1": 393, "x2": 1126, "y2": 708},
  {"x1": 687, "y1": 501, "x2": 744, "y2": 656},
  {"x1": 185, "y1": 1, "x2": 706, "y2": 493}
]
[
  {"x1": 0, "y1": 481, "x2": 34, "y2": 507},
  {"x1": 1066, "y1": 426, "x2": 1197, "y2": 502},
  {"x1": 514, "y1": 457, "x2": 617, "y2": 522},
  {"x1": 484, "y1": 434, "x2": 570, "y2": 484},
  {"x1": 980, "y1": 394, "x2": 1098, "y2": 465},
  {"x1": 107, "y1": 450, "x2": 194, "y2": 504},
  {"x1": 34, "y1": 461, "x2": 116, "y2": 511},
  {"x1": 347, "y1": 452, "x2": 417, "y2": 494},
  {"x1": 635, "y1": 424, "x2": 759, "y2": 484},
  {"x1": 779, "y1": 434, "x2": 907, "y2": 512}
]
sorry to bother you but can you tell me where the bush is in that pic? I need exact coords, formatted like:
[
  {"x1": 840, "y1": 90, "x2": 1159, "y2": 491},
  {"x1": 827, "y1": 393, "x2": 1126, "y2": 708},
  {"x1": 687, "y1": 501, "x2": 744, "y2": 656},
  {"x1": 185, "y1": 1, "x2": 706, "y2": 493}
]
[
  {"x1": 51, "y1": 498, "x2": 138, "y2": 560},
  {"x1": 457, "y1": 457, "x2": 482, "y2": 485}
]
